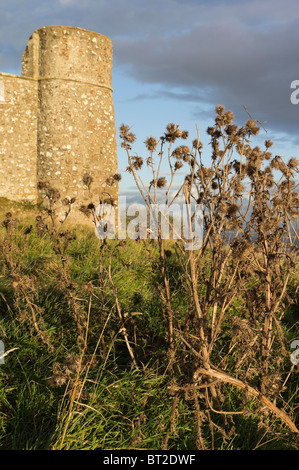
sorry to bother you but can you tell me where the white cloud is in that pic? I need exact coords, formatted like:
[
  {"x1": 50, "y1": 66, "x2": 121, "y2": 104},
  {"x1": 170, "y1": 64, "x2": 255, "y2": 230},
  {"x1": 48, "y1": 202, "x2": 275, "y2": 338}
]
[
  {"x1": 59, "y1": 0, "x2": 89, "y2": 5},
  {"x1": 1, "y1": 0, "x2": 299, "y2": 141}
]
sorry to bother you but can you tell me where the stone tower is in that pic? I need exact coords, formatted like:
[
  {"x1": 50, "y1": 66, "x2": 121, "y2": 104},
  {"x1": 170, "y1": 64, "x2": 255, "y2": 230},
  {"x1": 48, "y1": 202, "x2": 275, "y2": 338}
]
[{"x1": 0, "y1": 25, "x2": 118, "y2": 221}]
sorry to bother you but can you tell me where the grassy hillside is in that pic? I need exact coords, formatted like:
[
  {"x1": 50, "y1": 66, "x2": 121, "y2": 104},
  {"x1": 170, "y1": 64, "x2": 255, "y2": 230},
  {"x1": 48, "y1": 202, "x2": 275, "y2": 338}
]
[
  {"x1": 0, "y1": 198, "x2": 298, "y2": 450},
  {"x1": 0, "y1": 107, "x2": 299, "y2": 450}
]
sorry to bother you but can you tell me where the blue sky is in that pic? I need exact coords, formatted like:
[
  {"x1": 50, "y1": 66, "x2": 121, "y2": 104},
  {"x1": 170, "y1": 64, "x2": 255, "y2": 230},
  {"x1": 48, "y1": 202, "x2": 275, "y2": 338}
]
[{"x1": 1, "y1": 0, "x2": 299, "y2": 200}]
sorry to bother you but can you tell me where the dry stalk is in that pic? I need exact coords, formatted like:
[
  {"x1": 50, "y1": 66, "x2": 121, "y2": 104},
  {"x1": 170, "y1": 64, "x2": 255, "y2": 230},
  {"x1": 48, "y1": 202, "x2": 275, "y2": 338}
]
[
  {"x1": 119, "y1": 108, "x2": 299, "y2": 446},
  {"x1": 196, "y1": 367, "x2": 299, "y2": 435},
  {"x1": 193, "y1": 389, "x2": 207, "y2": 450},
  {"x1": 161, "y1": 394, "x2": 180, "y2": 450},
  {"x1": 107, "y1": 248, "x2": 139, "y2": 370}
]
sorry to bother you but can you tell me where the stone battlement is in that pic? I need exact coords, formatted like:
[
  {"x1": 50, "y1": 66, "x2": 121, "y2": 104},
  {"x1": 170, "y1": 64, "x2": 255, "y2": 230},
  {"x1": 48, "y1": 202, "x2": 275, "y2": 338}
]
[{"x1": 0, "y1": 25, "x2": 118, "y2": 219}]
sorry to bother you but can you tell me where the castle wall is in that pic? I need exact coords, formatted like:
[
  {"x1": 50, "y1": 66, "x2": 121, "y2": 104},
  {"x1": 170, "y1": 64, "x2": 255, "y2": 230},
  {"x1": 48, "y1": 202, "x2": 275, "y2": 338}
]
[
  {"x1": 24, "y1": 26, "x2": 118, "y2": 219},
  {"x1": 37, "y1": 80, "x2": 117, "y2": 205},
  {"x1": 0, "y1": 26, "x2": 118, "y2": 223},
  {"x1": 0, "y1": 73, "x2": 38, "y2": 201}
]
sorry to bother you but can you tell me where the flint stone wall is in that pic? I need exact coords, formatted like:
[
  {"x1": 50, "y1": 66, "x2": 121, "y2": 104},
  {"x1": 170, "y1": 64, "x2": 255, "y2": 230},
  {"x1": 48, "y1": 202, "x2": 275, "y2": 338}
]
[
  {"x1": 0, "y1": 74, "x2": 38, "y2": 201},
  {"x1": 0, "y1": 26, "x2": 118, "y2": 221}
]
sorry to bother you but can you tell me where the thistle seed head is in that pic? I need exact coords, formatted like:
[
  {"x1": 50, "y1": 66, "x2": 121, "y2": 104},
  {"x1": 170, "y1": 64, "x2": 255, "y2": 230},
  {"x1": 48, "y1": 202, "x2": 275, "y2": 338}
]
[
  {"x1": 157, "y1": 177, "x2": 167, "y2": 188},
  {"x1": 144, "y1": 136, "x2": 158, "y2": 152}
]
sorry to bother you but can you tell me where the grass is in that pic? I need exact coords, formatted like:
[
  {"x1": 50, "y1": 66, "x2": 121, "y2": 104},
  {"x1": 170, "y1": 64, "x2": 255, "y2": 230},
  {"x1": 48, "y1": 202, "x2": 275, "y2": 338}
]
[
  {"x1": 0, "y1": 195, "x2": 298, "y2": 451},
  {"x1": 2, "y1": 108, "x2": 299, "y2": 450}
]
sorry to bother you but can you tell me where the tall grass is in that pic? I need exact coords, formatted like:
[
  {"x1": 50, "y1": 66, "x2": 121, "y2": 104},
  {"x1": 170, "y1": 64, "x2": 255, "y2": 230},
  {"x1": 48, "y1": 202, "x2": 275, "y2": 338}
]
[{"x1": 0, "y1": 105, "x2": 298, "y2": 450}]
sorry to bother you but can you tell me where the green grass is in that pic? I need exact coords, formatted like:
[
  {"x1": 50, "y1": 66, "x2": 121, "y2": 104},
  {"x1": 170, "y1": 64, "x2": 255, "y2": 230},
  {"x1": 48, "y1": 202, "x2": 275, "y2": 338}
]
[{"x1": 0, "y1": 202, "x2": 298, "y2": 450}]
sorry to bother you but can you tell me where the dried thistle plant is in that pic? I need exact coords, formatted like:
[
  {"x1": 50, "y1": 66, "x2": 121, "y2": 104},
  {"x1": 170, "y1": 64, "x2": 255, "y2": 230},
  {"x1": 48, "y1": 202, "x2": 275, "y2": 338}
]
[{"x1": 119, "y1": 104, "x2": 299, "y2": 446}]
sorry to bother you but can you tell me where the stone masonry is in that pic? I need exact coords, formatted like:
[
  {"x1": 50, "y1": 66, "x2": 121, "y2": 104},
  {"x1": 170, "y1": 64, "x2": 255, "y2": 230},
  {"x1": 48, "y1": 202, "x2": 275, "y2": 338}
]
[{"x1": 0, "y1": 25, "x2": 118, "y2": 221}]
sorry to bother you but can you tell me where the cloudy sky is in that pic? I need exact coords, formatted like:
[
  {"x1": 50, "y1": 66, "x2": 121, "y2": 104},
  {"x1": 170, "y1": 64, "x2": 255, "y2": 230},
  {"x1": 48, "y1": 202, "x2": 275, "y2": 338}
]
[{"x1": 1, "y1": 0, "x2": 299, "y2": 198}]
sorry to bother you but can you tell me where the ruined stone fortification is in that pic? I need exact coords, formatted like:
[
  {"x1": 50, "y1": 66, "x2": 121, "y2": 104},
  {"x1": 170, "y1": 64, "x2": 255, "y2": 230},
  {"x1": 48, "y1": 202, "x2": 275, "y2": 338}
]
[{"x1": 0, "y1": 25, "x2": 118, "y2": 220}]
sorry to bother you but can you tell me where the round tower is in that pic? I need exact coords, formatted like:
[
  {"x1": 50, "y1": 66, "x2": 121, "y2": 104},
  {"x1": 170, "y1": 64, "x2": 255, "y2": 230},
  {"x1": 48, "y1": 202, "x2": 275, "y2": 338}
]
[{"x1": 22, "y1": 25, "x2": 118, "y2": 222}]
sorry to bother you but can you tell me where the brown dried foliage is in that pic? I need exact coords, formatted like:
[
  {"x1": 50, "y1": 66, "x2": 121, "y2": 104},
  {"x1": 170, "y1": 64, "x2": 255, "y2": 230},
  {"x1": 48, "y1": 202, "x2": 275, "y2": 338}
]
[{"x1": 119, "y1": 105, "x2": 299, "y2": 447}]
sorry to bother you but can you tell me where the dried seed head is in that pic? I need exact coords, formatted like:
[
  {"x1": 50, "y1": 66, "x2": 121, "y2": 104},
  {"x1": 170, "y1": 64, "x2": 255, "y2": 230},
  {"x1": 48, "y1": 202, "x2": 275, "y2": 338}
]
[
  {"x1": 82, "y1": 174, "x2": 93, "y2": 188},
  {"x1": 246, "y1": 119, "x2": 260, "y2": 136},
  {"x1": 270, "y1": 155, "x2": 285, "y2": 172},
  {"x1": 47, "y1": 188, "x2": 61, "y2": 202},
  {"x1": 172, "y1": 147, "x2": 182, "y2": 159},
  {"x1": 119, "y1": 124, "x2": 130, "y2": 134},
  {"x1": 225, "y1": 124, "x2": 238, "y2": 135},
  {"x1": 230, "y1": 237, "x2": 252, "y2": 261},
  {"x1": 125, "y1": 132, "x2": 136, "y2": 144},
  {"x1": 287, "y1": 157, "x2": 299, "y2": 169},
  {"x1": 237, "y1": 127, "x2": 247, "y2": 138},
  {"x1": 174, "y1": 160, "x2": 183, "y2": 171},
  {"x1": 48, "y1": 374, "x2": 67, "y2": 387},
  {"x1": 192, "y1": 139, "x2": 203, "y2": 150},
  {"x1": 64, "y1": 355, "x2": 81, "y2": 372},
  {"x1": 223, "y1": 111, "x2": 234, "y2": 125},
  {"x1": 265, "y1": 173, "x2": 274, "y2": 188},
  {"x1": 103, "y1": 197, "x2": 116, "y2": 206},
  {"x1": 264, "y1": 151, "x2": 272, "y2": 160},
  {"x1": 218, "y1": 201, "x2": 230, "y2": 215},
  {"x1": 232, "y1": 317, "x2": 253, "y2": 343},
  {"x1": 119, "y1": 124, "x2": 136, "y2": 145},
  {"x1": 2, "y1": 215, "x2": 19, "y2": 231},
  {"x1": 113, "y1": 173, "x2": 122, "y2": 182},
  {"x1": 227, "y1": 219, "x2": 239, "y2": 231},
  {"x1": 279, "y1": 179, "x2": 295, "y2": 193},
  {"x1": 231, "y1": 179, "x2": 245, "y2": 195},
  {"x1": 36, "y1": 220, "x2": 48, "y2": 236},
  {"x1": 166, "y1": 123, "x2": 179, "y2": 135},
  {"x1": 48, "y1": 363, "x2": 68, "y2": 387},
  {"x1": 212, "y1": 130, "x2": 221, "y2": 139},
  {"x1": 181, "y1": 145, "x2": 190, "y2": 155},
  {"x1": 215, "y1": 105, "x2": 225, "y2": 115},
  {"x1": 106, "y1": 176, "x2": 115, "y2": 186},
  {"x1": 157, "y1": 177, "x2": 167, "y2": 188},
  {"x1": 265, "y1": 139, "x2": 274, "y2": 149},
  {"x1": 273, "y1": 197, "x2": 284, "y2": 209},
  {"x1": 144, "y1": 136, "x2": 158, "y2": 152},
  {"x1": 133, "y1": 156, "x2": 144, "y2": 170},
  {"x1": 233, "y1": 160, "x2": 241, "y2": 172},
  {"x1": 226, "y1": 203, "x2": 240, "y2": 218},
  {"x1": 79, "y1": 205, "x2": 91, "y2": 217},
  {"x1": 37, "y1": 181, "x2": 50, "y2": 190},
  {"x1": 228, "y1": 134, "x2": 240, "y2": 144},
  {"x1": 246, "y1": 147, "x2": 263, "y2": 173},
  {"x1": 62, "y1": 197, "x2": 70, "y2": 206},
  {"x1": 164, "y1": 123, "x2": 182, "y2": 142},
  {"x1": 24, "y1": 225, "x2": 33, "y2": 235}
]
